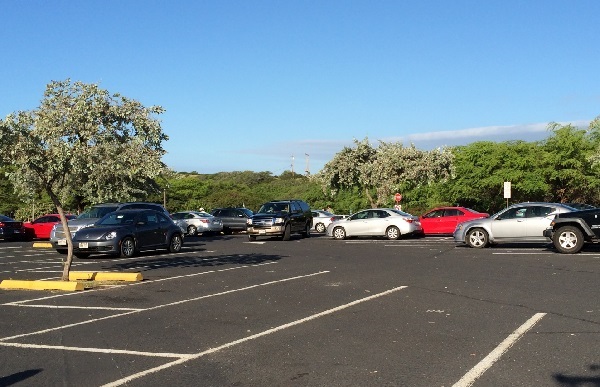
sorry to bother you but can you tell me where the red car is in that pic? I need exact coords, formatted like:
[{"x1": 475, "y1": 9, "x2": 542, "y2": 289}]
[
  {"x1": 24, "y1": 213, "x2": 77, "y2": 240},
  {"x1": 419, "y1": 206, "x2": 489, "y2": 235}
]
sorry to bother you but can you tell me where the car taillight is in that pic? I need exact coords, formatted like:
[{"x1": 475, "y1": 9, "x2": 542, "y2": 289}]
[
  {"x1": 0, "y1": 222, "x2": 4, "y2": 227},
  {"x1": 404, "y1": 218, "x2": 414, "y2": 223},
  {"x1": 200, "y1": 219, "x2": 210, "y2": 224}
]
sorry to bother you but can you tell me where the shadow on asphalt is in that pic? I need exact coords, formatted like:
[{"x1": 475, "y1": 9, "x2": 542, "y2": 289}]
[
  {"x1": 107, "y1": 253, "x2": 283, "y2": 272},
  {"x1": 0, "y1": 369, "x2": 43, "y2": 386}
]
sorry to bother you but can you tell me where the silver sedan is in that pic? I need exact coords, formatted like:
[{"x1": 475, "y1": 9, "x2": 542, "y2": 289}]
[
  {"x1": 326, "y1": 208, "x2": 422, "y2": 240},
  {"x1": 453, "y1": 202, "x2": 575, "y2": 248},
  {"x1": 170, "y1": 211, "x2": 223, "y2": 236}
]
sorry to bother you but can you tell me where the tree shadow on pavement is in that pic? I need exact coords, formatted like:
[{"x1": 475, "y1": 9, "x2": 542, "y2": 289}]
[
  {"x1": 0, "y1": 369, "x2": 43, "y2": 386},
  {"x1": 106, "y1": 253, "x2": 282, "y2": 272},
  {"x1": 553, "y1": 364, "x2": 600, "y2": 386}
]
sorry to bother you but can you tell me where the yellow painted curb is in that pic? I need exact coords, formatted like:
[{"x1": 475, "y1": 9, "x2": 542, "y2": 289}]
[
  {"x1": 69, "y1": 272, "x2": 143, "y2": 282},
  {"x1": 33, "y1": 242, "x2": 53, "y2": 248},
  {"x1": 0, "y1": 280, "x2": 84, "y2": 291}
]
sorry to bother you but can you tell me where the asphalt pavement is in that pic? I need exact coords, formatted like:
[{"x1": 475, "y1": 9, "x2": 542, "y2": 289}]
[{"x1": 0, "y1": 234, "x2": 599, "y2": 386}]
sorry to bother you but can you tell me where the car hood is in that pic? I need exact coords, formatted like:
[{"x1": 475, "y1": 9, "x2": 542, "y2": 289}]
[{"x1": 73, "y1": 225, "x2": 132, "y2": 239}]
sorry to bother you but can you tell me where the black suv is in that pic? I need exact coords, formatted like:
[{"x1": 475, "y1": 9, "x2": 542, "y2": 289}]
[
  {"x1": 210, "y1": 207, "x2": 253, "y2": 234},
  {"x1": 247, "y1": 199, "x2": 313, "y2": 241},
  {"x1": 544, "y1": 207, "x2": 600, "y2": 253}
]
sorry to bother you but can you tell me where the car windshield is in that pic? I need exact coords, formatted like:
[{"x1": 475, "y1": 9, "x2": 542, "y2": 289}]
[
  {"x1": 240, "y1": 208, "x2": 253, "y2": 217},
  {"x1": 97, "y1": 212, "x2": 137, "y2": 226},
  {"x1": 77, "y1": 206, "x2": 119, "y2": 219},
  {"x1": 257, "y1": 203, "x2": 289, "y2": 213}
]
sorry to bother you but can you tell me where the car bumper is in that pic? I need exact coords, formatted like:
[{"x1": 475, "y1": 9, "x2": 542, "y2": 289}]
[
  {"x1": 453, "y1": 229, "x2": 466, "y2": 244},
  {"x1": 542, "y1": 228, "x2": 554, "y2": 239},
  {"x1": 247, "y1": 225, "x2": 285, "y2": 237},
  {"x1": 72, "y1": 240, "x2": 120, "y2": 255}
]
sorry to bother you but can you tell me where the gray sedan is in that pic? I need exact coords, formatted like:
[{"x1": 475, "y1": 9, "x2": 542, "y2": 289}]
[
  {"x1": 72, "y1": 209, "x2": 184, "y2": 258},
  {"x1": 453, "y1": 202, "x2": 575, "y2": 248}
]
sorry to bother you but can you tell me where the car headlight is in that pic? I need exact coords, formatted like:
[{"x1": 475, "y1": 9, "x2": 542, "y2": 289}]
[
  {"x1": 275, "y1": 217, "x2": 284, "y2": 224},
  {"x1": 247, "y1": 219, "x2": 253, "y2": 225},
  {"x1": 103, "y1": 231, "x2": 117, "y2": 240}
]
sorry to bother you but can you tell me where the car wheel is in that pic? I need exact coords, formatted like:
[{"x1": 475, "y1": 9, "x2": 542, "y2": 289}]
[
  {"x1": 56, "y1": 249, "x2": 67, "y2": 255},
  {"x1": 120, "y1": 236, "x2": 136, "y2": 258},
  {"x1": 315, "y1": 223, "x2": 326, "y2": 233},
  {"x1": 248, "y1": 234, "x2": 257, "y2": 241},
  {"x1": 223, "y1": 227, "x2": 233, "y2": 235},
  {"x1": 466, "y1": 228, "x2": 488, "y2": 248},
  {"x1": 74, "y1": 253, "x2": 90, "y2": 259},
  {"x1": 302, "y1": 222, "x2": 311, "y2": 238},
  {"x1": 386, "y1": 226, "x2": 400, "y2": 240},
  {"x1": 282, "y1": 224, "x2": 291, "y2": 241},
  {"x1": 554, "y1": 226, "x2": 584, "y2": 254},
  {"x1": 187, "y1": 225, "x2": 197, "y2": 236},
  {"x1": 168, "y1": 234, "x2": 183, "y2": 253},
  {"x1": 332, "y1": 226, "x2": 346, "y2": 240}
]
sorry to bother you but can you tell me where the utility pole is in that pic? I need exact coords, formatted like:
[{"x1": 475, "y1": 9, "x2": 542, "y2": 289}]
[
  {"x1": 305, "y1": 153, "x2": 310, "y2": 175},
  {"x1": 291, "y1": 155, "x2": 295, "y2": 173}
]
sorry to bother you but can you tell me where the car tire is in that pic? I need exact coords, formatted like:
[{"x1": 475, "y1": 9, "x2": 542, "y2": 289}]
[
  {"x1": 466, "y1": 228, "x2": 489, "y2": 248},
  {"x1": 332, "y1": 226, "x2": 346, "y2": 240},
  {"x1": 248, "y1": 234, "x2": 257, "y2": 241},
  {"x1": 554, "y1": 226, "x2": 584, "y2": 254},
  {"x1": 282, "y1": 224, "x2": 291, "y2": 241},
  {"x1": 223, "y1": 227, "x2": 233, "y2": 235},
  {"x1": 386, "y1": 226, "x2": 401, "y2": 240},
  {"x1": 187, "y1": 225, "x2": 197, "y2": 236},
  {"x1": 315, "y1": 223, "x2": 326, "y2": 233},
  {"x1": 74, "y1": 253, "x2": 90, "y2": 259},
  {"x1": 168, "y1": 234, "x2": 183, "y2": 253},
  {"x1": 120, "y1": 237, "x2": 136, "y2": 258}
]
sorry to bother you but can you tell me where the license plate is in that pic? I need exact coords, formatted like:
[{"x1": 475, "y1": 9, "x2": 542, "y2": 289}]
[
  {"x1": 259, "y1": 230, "x2": 266, "y2": 234},
  {"x1": 58, "y1": 239, "x2": 67, "y2": 246},
  {"x1": 78, "y1": 242, "x2": 89, "y2": 249}
]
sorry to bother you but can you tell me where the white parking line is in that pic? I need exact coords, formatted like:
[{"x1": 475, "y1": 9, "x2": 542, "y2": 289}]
[
  {"x1": 102, "y1": 285, "x2": 409, "y2": 387},
  {"x1": 8, "y1": 304, "x2": 143, "y2": 311},
  {"x1": 4, "y1": 261, "x2": 278, "y2": 306},
  {"x1": 452, "y1": 313, "x2": 546, "y2": 387},
  {"x1": 0, "y1": 342, "x2": 189, "y2": 358},
  {"x1": 0, "y1": 270, "x2": 330, "y2": 341}
]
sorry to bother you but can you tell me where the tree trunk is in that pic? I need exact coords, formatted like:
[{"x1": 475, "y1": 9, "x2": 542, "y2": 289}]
[
  {"x1": 364, "y1": 187, "x2": 377, "y2": 208},
  {"x1": 47, "y1": 190, "x2": 73, "y2": 281}
]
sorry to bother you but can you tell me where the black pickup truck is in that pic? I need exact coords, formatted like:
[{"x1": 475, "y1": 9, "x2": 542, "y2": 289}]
[{"x1": 543, "y1": 208, "x2": 600, "y2": 253}]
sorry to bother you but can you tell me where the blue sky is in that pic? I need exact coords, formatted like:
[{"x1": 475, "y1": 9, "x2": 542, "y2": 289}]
[{"x1": 2, "y1": 1, "x2": 599, "y2": 174}]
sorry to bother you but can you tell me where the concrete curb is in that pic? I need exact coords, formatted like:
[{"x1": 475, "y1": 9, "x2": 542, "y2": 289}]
[
  {"x1": 68, "y1": 272, "x2": 143, "y2": 282},
  {"x1": 33, "y1": 242, "x2": 53, "y2": 248},
  {"x1": 0, "y1": 280, "x2": 84, "y2": 291}
]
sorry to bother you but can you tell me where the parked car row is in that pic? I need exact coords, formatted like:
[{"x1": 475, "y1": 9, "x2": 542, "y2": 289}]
[{"x1": 4, "y1": 200, "x2": 596, "y2": 258}]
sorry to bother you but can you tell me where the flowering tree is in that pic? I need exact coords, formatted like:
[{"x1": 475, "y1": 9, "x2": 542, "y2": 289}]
[{"x1": 0, "y1": 80, "x2": 168, "y2": 280}]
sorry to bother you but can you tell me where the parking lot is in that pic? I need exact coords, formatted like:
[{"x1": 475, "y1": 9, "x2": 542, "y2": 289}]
[{"x1": 0, "y1": 234, "x2": 599, "y2": 386}]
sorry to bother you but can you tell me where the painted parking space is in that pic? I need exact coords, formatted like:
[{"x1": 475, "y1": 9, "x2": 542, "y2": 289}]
[{"x1": 0, "y1": 235, "x2": 598, "y2": 385}]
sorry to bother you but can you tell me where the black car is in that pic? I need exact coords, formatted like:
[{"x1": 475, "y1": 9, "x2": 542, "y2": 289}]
[
  {"x1": 210, "y1": 207, "x2": 253, "y2": 234},
  {"x1": 71, "y1": 209, "x2": 184, "y2": 258},
  {"x1": 0, "y1": 215, "x2": 26, "y2": 241},
  {"x1": 246, "y1": 199, "x2": 313, "y2": 241}
]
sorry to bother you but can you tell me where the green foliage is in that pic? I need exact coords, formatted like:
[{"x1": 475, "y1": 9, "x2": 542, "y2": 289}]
[{"x1": 0, "y1": 79, "x2": 169, "y2": 279}]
